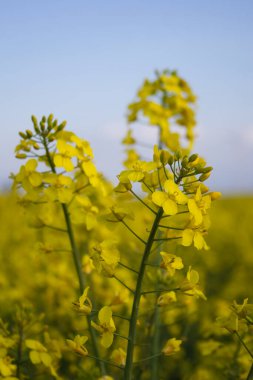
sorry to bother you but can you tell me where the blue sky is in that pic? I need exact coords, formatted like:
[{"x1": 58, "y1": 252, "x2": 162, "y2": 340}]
[{"x1": 1, "y1": 0, "x2": 253, "y2": 193}]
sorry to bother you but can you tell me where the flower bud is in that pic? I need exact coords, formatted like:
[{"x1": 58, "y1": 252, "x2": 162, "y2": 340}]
[
  {"x1": 15, "y1": 153, "x2": 27, "y2": 159},
  {"x1": 189, "y1": 153, "x2": 198, "y2": 162},
  {"x1": 19, "y1": 131, "x2": 27, "y2": 139},
  {"x1": 57, "y1": 121, "x2": 67, "y2": 132},
  {"x1": 210, "y1": 191, "x2": 222, "y2": 200},
  {"x1": 160, "y1": 150, "x2": 170, "y2": 165},
  {"x1": 199, "y1": 172, "x2": 211, "y2": 182},
  {"x1": 26, "y1": 129, "x2": 33, "y2": 138}
]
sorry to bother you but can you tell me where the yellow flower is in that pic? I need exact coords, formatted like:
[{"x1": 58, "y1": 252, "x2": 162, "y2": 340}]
[
  {"x1": 162, "y1": 338, "x2": 182, "y2": 356},
  {"x1": 91, "y1": 241, "x2": 120, "y2": 277},
  {"x1": 180, "y1": 267, "x2": 206, "y2": 300},
  {"x1": 188, "y1": 187, "x2": 211, "y2": 226},
  {"x1": 66, "y1": 335, "x2": 88, "y2": 357},
  {"x1": 54, "y1": 140, "x2": 77, "y2": 171},
  {"x1": 152, "y1": 179, "x2": 187, "y2": 215},
  {"x1": 72, "y1": 287, "x2": 92, "y2": 315},
  {"x1": 0, "y1": 356, "x2": 17, "y2": 377},
  {"x1": 15, "y1": 159, "x2": 42, "y2": 189},
  {"x1": 182, "y1": 228, "x2": 209, "y2": 250},
  {"x1": 44, "y1": 174, "x2": 73, "y2": 204},
  {"x1": 119, "y1": 160, "x2": 156, "y2": 182},
  {"x1": 111, "y1": 347, "x2": 126, "y2": 366},
  {"x1": 25, "y1": 339, "x2": 52, "y2": 367},
  {"x1": 91, "y1": 306, "x2": 116, "y2": 348},
  {"x1": 160, "y1": 252, "x2": 184, "y2": 276},
  {"x1": 157, "y1": 291, "x2": 177, "y2": 306}
]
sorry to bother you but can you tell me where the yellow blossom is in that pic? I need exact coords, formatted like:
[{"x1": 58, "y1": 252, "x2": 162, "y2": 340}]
[
  {"x1": 162, "y1": 338, "x2": 182, "y2": 356},
  {"x1": 91, "y1": 306, "x2": 116, "y2": 348},
  {"x1": 157, "y1": 291, "x2": 177, "y2": 306},
  {"x1": 54, "y1": 140, "x2": 77, "y2": 171},
  {"x1": 72, "y1": 287, "x2": 92, "y2": 315},
  {"x1": 182, "y1": 228, "x2": 209, "y2": 250},
  {"x1": 160, "y1": 252, "x2": 184, "y2": 276},
  {"x1": 66, "y1": 335, "x2": 88, "y2": 357}
]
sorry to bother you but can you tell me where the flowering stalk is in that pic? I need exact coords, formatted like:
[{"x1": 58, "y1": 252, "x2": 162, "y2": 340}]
[
  {"x1": 42, "y1": 136, "x2": 106, "y2": 376},
  {"x1": 124, "y1": 207, "x2": 163, "y2": 379}
]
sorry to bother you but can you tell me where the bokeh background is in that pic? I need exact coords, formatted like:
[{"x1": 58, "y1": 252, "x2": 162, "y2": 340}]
[{"x1": 1, "y1": 0, "x2": 253, "y2": 193}]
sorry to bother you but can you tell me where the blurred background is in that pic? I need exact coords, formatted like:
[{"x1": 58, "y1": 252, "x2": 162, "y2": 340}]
[{"x1": 1, "y1": 0, "x2": 253, "y2": 193}]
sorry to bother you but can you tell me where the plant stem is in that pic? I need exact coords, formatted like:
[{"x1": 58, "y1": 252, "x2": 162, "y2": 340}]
[
  {"x1": 16, "y1": 323, "x2": 23, "y2": 378},
  {"x1": 234, "y1": 331, "x2": 253, "y2": 359},
  {"x1": 42, "y1": 136, "x2": 106, "y2": 376},
  {"x1": 124, "y1": 208, "x2": 163, "y2": 380}
]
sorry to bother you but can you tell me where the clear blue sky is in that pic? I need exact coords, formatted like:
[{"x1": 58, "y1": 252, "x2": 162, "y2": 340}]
[{"x1": 1, "y1": 0, "x2": 253, "y2": 193}]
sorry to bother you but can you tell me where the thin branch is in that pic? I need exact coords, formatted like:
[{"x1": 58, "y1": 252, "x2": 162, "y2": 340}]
[
  {"x1": 43, "y1": 224, "x2": 67, "y2": 233},
  {"x1": 87, "y1": 354, "x2": 124, "y2": 370},
  {"x1": 120, "y1": 219, "x2": 146, "y2": 245},
  {"x1": 234, "y1": 331, "x2": 253, "y2": 359},
  {"x1": 141, "y1": 288, "x2": 180, "y2": 295},
  {"x1": 133, "y1": 353, "x2": 162, "y2": 364},
  {"x1": 112, "y1": 314, "x2": 130, "y2": 321},
  {"x1": 130, "y1": 189, "x2": 156, "y2": 215},
  {"x1": 119, "y1": 261, "x2": 139, "y2": 274},
  {"x1": 114, "y1": 333, "x2": 130, "y2": 341},
  {"x1": 113, "y1": 275, "x2": 135, "y2": 294},
  {"x1": 153, "y1": 237, "x2": 181, "y2": 242},
  {"x1": 158, "y1": 225, "x2": 184, "y2": 230}
]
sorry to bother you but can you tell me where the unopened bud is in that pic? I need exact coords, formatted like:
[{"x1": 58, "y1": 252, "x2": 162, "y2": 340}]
[
  {"x1": 189, "y1": 153, "x2": 198, "y2": 163},
  {"x1": 19, "y1": 132, "x2": 27, "y2": 139},
  {"x1": 57, "y1": 121, "x2": 67, "y2": 132},
  {"x1": 15, "y1": 153, "x2": 27, "y2": 159},
  {"x1": 33, "y1": 143, "x2": 40, "y2": 150},
  {"x1": 26, "y1": 129, "x2": 33, "y2": 138},
  {"x1": 47, "y1": 114, "x2": 54, "y2": 126},
  {"x1": 210, "y1": 191, "x2": 222, "y2": 200},
  {"x1": 160, "y1": 150, "x2": 170, "y2": 165},
  {"x1": 199, "y1": 172, "x2": 211, "y2": 182}
]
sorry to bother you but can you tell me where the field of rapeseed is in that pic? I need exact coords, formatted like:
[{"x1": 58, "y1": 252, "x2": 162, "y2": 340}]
[{"x1": 0, "y1": 71, "x2": 252, "y2": 380}]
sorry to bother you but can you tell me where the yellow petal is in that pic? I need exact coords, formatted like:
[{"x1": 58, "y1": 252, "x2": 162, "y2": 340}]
[
  {"x1": 188, "y1": 199, "x2": 202, "y2": 225},
  {"x1": 99, "y1": 306, "x2": 112, "y2": 324},
  {"x1": 82, "y1": 161, "x2": 97, "y2": 177},
  {"x1": 29, "y1": 172, "x2": 42, "y2": 187},
  {"x1": 101, "y1": 332, "x2": 114, "y2": 348},
  {"x1": 182, "y1": 229, "x2": 194, "y2": 246},
  {"x1": 152, "y1": 191, "x2": 168, "y2": 207},
  {"x1": 163, "y1": 198, "x2": 178, "y2": 215},
  {"x1": 193, "y1": 231, "x2": 205, "y2": 250},
  {"x1": 25, "y1": 159, "x2": 37, "y2": 171}
]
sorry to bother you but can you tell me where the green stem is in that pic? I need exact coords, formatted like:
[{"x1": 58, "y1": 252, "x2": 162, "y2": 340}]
[
  {"x1": 247, "y1": 363, "x2": 253, "y2": 380},
  {"x1": 16, "y1": 323, "x2": 23, "y2": 378},
  {"x1": 124, "y1": 208, "x2": 163, "y2": 380},
  {"x1": 87, "y1": 354, "x2": 124, "y2": 370},
  {"x1": 130, "y1": 189, "x2": 156, "y2": 215},
  {"x1": 234, "y1": 331, "x2": 253, "y2": 359},
  {"x1": 42, "y1": 136, "x2": 106, "y2": 376}
]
